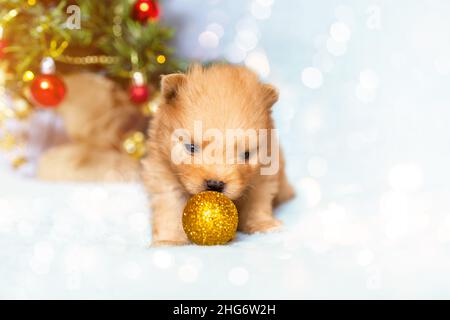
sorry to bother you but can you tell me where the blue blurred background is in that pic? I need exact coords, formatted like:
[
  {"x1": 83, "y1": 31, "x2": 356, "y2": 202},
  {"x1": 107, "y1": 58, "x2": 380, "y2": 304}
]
[
  {"x1": 160, "y1": 0, "x2": 450, "y2": 297},
  {"x1": 164, "y1": 0, "x2": 450, "y2": 197}
]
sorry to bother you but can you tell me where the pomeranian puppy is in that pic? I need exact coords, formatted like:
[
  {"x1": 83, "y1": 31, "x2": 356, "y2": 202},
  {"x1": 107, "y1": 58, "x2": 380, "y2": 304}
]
[
  {"x1": 142, "y1": 64, "x2": 294, "y2": 246},
  {"x1": 38, "y1": 73, "x2": 146, "y2": 182}
]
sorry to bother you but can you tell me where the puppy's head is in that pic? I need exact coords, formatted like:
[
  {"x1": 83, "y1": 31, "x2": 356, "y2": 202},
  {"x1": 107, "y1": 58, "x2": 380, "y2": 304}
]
[
  {"x1": 60, "y1": 73, "x2": 147, "y2": 150},
  {"x1": 158, "y1": 64, "x2": 278, "y2": 200}
]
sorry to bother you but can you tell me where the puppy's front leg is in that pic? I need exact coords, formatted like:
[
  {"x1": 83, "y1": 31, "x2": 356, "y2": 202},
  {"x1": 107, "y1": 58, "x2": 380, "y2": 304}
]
[
  {"x1": 151, "y1": 191, "x2": 190, "y2": 246},
  {"x1": 236, "y1": 176, "x2": 281, "y2": 234}
]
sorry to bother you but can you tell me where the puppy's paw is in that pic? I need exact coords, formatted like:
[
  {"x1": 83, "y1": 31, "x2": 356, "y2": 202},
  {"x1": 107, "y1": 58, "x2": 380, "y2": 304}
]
[
  {"x1": 239, "y1": 218, "x2": 282, "y2": 234},
  {"x1": 152, "y1": 239, "x2": 190, "y2": 247}
]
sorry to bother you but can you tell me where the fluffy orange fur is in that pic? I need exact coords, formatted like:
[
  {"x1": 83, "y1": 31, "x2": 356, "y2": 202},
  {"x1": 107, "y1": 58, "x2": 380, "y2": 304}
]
[
  {"x1": 142, "y1": 64, "x2": 294, "y2": 246},
  {"x1": 37, "y1": 73, "x2": 146, "y2": 182}
]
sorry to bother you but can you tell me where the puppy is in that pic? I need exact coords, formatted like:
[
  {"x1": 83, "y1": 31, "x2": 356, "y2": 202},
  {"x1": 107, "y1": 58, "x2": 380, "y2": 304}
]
[
  {"x1": 38, "y1": 73, "x2": 146, "y2": 182},
  {"x1": 142, "y1": 64, "x2": 294, "y2": 246}
]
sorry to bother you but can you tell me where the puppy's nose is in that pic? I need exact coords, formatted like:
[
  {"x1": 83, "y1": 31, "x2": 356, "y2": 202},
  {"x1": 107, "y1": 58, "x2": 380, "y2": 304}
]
[{"x1": 205, "y1": 179, "x2": 225, "y2": 193}]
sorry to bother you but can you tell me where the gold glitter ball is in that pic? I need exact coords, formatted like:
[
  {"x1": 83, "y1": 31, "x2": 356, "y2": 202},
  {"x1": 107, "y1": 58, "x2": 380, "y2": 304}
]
[
  {"x1": 141, "y1": 92, "x2": 161, "y2": 116},
  {"x1": 123, "y1": 131, "x2": 146, "y2": 159},
  {"x1": 182, "y1": 191, "x2": 238, "y2": 246}
]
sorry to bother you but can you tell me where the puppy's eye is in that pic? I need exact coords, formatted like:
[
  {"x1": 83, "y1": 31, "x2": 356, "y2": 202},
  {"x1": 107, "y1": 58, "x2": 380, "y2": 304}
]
[
  {"x1": 241, "y1": 150, "x2": 251, "y2": 161},
  {"x1": 185, "y1": 143, "x2": 200, "y2": 154}
]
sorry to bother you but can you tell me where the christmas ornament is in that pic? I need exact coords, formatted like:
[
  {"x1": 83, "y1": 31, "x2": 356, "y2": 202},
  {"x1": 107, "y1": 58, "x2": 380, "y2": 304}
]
[
  {"x1": 0, "y1": 26, "x2": 7, "y2": 59},
  {"x1": 0, "y1": 132, "x2": 17, "y2": 151},
  {"x1": 129, "y1": 71, "x2": 150, "y2": 104},
  {"x1": 123, "y1": 131, "x2": 146, "y2": 159},
  {"x1": 30, "y1": 57, "x2": 66, "y2": 107},
  {"x1": 31, "y1": 74, "x2": 66, "y2": 107},
  {"x1": 141, "y1": 91, "x2": 161, "y2": 116},
  {"x1": 11, "y1": 155, "x2": 27, "y2": 169},
  {"x1": 182, "y1": 191, "x2": 238, "y2": 246},
  {"x1": 156, "y1": 54, "x2": 166, "y2": 64},
  {"x1": 132, "y1": 0, "x2": 160, "y2": 23},
  {"x1": 22, "y1": 70, "x2": 35, "y2": 82},
  {"x1": 0, "y1": 40, "x2": 7, "y2": 59}
]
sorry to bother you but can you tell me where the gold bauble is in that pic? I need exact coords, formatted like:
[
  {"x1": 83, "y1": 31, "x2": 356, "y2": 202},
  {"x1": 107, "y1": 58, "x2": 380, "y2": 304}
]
[
  {"x1": 22, "y1": 70, "x2": 35, "y2": 82},
  {"x1": 141, "y1": 92, "x2": 161, "y2": 116},
  {"x1": 123, "y1": 131, "x2": 146, "y2": 159},
  {"x1": 182, "y1": 191, "x2": 238, "y2": 246},
  {"x1": 12, "y1": 156, "x2": 27, "y2": 169},
  {"x1": 0, "y1": 132, "x2": 16, "y2": 151},
  {"x1": 156, "y1": 55, "x2": 166, "y2": 64}
]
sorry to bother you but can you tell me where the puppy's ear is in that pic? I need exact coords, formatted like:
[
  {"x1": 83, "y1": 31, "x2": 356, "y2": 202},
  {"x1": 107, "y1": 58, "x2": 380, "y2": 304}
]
[
  {"x1": 161, "y1": 73, "x2": 186, "y2": 102},
  {"x1": 261, "y1": 84, "x2": 279, "y2": 109}
]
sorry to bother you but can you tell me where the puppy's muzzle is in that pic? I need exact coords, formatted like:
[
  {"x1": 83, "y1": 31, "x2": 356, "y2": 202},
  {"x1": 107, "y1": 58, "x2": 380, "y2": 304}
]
[{"x1": 205, "y1": 179, "x2": 225, "y2": 193}]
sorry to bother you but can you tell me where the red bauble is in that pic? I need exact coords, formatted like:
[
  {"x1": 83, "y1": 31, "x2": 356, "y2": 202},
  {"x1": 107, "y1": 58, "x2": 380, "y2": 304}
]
[
  {"x1": 0, "y1": 40, "x2": 8, "y2": 59},
  {"x1": 31, "y1": 74, "x2": 66, "y2": 107},
  {"x1": 132, "y1": 0, "x2": 160, "y2": 23},
  {"x1": 129, "y1": 84, "x2": 150, "y2": 104}
]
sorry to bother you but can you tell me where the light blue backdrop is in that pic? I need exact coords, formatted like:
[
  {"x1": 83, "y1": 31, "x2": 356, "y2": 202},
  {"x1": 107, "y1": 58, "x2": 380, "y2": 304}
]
[{"x1": 164, "y1": 0, "x2": 450, "y2": 201}]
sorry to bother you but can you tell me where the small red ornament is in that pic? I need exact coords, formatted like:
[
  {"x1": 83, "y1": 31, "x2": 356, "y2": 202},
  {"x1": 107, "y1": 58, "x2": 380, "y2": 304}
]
[
  {"x1": 130, "y1": 85, "x2": 150, "y2": 104},
  {"x1": 31, "y1": 75, "x2": 66, "y2": 108},
  {"x1": 30, "y1": 57, "x2": 66, "y2": 108},
  {"x1": 132, "y1": 0, "x2": 160, "y2": 23},
  {"x1": 0, "y1": 39, "x2": 7, "y2": 59},
  {"x1": 0, "y1": 24, "x2": 7, "y2": 59},
  {"x1": 129, "y1": 71, "x2": 150, "y2": 104}
]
